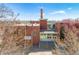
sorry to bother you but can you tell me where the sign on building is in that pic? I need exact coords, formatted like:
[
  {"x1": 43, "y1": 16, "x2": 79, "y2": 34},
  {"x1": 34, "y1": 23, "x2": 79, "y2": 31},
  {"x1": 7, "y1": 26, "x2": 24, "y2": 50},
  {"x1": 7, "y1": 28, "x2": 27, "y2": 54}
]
[{"x1": 24, "y1": 36, "x2": 32, "y2": 40}]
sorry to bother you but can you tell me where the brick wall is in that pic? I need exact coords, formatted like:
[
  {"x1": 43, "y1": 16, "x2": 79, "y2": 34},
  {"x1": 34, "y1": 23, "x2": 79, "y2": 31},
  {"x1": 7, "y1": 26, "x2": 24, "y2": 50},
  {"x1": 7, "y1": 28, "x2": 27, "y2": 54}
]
[{"x1": 40, "y1": 20, "x2": 47, "y2": 31}]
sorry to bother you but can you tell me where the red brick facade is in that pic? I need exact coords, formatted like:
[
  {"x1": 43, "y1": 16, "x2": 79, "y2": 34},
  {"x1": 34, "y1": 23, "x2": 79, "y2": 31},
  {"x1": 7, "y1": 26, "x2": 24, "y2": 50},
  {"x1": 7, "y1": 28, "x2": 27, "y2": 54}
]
[
  {"x1": 26, "y1": 21, "x2": 40, "y2": 45},
  {"x1": 40, "y1": 20, "x2": 47, "y2": 31},
  {"x1": 55, "y1": 20, "x2": 79, "y2": 34}
]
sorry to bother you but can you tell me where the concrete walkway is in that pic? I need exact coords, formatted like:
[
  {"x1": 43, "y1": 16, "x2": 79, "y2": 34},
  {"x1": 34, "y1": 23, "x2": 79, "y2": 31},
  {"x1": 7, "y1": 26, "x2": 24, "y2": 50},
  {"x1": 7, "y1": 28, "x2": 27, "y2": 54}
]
[{"x1": 28, "y1": 47, "x2": 52, "y2": 55}]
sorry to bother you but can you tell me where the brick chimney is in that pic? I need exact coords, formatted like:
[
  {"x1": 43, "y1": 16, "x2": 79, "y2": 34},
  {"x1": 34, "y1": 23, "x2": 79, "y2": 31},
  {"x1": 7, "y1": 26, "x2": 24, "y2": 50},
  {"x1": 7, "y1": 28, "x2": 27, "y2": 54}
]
[{"x1": 40, "y1": 8, "x2": 43, "y2": 20}]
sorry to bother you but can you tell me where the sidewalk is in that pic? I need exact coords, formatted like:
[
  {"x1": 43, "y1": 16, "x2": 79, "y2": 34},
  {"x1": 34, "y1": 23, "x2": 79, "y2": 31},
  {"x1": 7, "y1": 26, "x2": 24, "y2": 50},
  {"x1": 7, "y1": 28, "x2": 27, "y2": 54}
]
[{"x1": 28, "y1": 47, "x2": 52, "y2": 55}]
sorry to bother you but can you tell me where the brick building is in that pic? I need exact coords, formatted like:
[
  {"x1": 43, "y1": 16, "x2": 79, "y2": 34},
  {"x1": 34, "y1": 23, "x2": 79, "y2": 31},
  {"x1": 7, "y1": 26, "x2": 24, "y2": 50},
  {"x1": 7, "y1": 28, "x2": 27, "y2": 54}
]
[
  {"x1": 55, "y1": 19, "x2": 79, "y2": 35},
  {"x1": 40, "y1": 20, "x2": 47, "y2": 31},
  {"x1": 40, "y1": 8, "x2": 48, "y2": 31},
  {"x1": 26, "y1": 21, "x2": 40, "y2": 46}
]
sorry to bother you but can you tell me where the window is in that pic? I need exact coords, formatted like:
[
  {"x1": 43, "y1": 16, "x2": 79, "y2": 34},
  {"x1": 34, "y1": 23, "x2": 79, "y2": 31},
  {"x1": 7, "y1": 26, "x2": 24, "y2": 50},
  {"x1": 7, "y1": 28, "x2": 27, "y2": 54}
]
[
  {"x1": 47, "y1": 36, "x2": 51, "y2": 39},
  {"x1": 53, "y1": 37, "x2": 54, "y2": 39},
  {"x1": 40, "y1": 34, "x2": 47, "y2": 39}
]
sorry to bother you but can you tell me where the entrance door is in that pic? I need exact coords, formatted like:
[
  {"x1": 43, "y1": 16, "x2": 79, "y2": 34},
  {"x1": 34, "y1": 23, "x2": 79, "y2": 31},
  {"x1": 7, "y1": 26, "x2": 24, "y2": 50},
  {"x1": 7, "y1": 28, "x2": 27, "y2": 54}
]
[{"x1": 32, "y1": 30, "x2": 40, "y2": 48}]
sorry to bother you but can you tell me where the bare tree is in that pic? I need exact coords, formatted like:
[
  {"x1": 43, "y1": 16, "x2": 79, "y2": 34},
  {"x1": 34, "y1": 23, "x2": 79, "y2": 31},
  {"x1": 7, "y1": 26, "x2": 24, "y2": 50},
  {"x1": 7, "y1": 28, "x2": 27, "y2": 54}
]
[
  {"x1": 0, "y1": 4, "x2": 13, "y2": 19},
  {"x1": 0, "y1": 3, "x2": 19, "y2": 22},
  {"x1": 0, "y1": 4, "x2": 22, "y2": 54}
]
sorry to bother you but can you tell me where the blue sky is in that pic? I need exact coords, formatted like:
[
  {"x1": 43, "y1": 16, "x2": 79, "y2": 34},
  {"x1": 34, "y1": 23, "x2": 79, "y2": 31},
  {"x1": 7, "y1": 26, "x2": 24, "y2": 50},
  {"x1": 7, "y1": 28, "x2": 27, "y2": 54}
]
[{"x1": 5, "y1": 3, "x2": 79, "y2": 21}]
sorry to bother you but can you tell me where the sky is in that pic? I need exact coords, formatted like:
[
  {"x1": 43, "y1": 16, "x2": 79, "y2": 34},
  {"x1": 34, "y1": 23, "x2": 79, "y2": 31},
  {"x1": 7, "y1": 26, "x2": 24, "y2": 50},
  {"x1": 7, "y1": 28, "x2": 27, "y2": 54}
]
[{"x1": 3, "y1": 3, "x2": 79, "y2": 21}]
